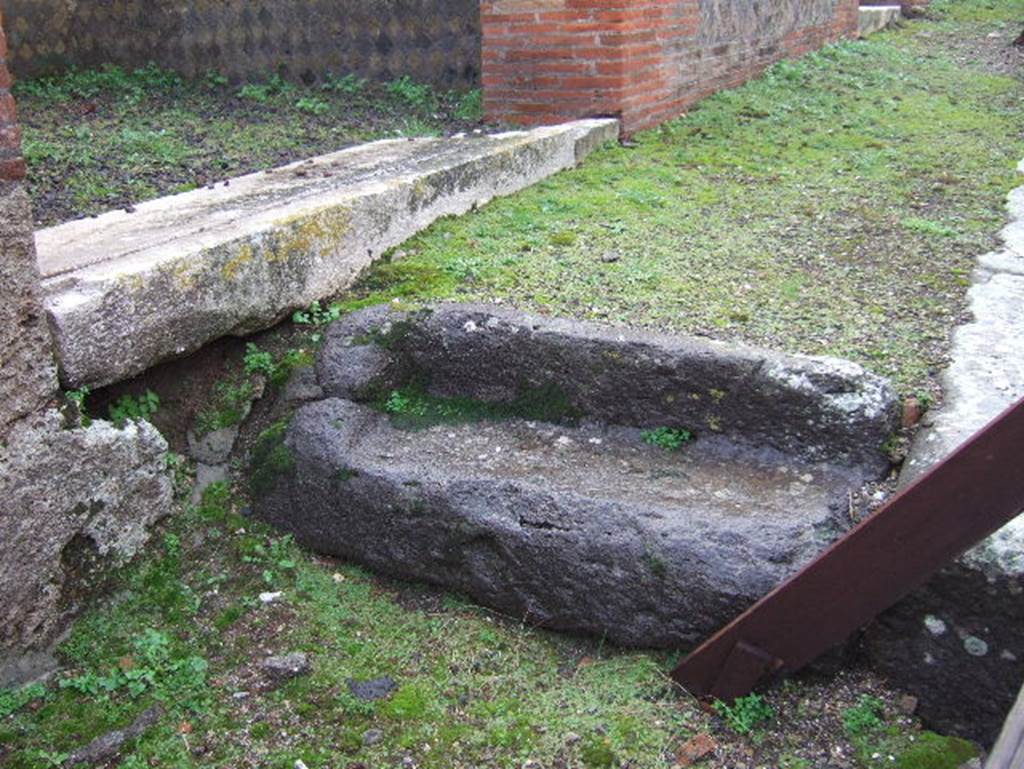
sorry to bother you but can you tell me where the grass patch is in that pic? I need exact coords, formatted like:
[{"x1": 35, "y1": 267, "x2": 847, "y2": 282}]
[
  {"x1": 17, "y1": 64, "x2": 487, "y2": 226},
  {"x1": 377, "y1": 381, "x2": 582, "y2": 429},
  {"x1": 335, "y1": 13, "x2": 1023, "y2": 395}
]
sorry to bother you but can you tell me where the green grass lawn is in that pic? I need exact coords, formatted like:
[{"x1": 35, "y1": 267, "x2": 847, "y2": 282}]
[
  {"x1": 17, "y1": 67, "x2": 483, "y2": 227},
  {"x1": 2, "y1": 2, "x2": 1022, "y2": 767},
  {"x1": 336, "y1": 0, "x2": 1024, "y2": 397}
]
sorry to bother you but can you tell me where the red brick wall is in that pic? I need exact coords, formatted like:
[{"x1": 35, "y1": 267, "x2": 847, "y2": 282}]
[
  {"x1": 482, "y1": 0, "x2": 860, "y2": 134},
  {"x1": 0, "y1": 9, "x2": 25, "y2": 183}
]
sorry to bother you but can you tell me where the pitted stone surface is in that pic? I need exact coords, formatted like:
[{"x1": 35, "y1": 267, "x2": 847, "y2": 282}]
[
  {"x1": 37, "y1": 120, "x2": 619, "y2": 389},
  {"x1": 865, "y1": 159, "x2": 1024, "y2": 746},
  {"x1": 318, "y1": 304, "x2": 900, "y2": 470},
  {"x1": 0, "y1": 185, "x2": 57, "y2": 434},
  {"x1": 0, "y1": 412, "x2": 173, "y2": 684},
  {"x1": 256, "y1": 304, "x2": 897, "y2": 647}
]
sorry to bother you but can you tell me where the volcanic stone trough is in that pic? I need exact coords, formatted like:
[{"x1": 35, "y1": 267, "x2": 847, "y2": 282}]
[{"x1": 254, "y1": 304, "x2": 901, "y2": 647}]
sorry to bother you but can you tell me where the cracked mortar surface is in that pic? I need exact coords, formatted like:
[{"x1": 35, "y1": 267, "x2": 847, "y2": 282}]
[{"x1": 862, "y1": 159, "x2": 1024, "y2": 746}]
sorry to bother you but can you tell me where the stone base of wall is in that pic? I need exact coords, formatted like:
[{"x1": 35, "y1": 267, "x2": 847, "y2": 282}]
[
  {"x1": 0, "y1": 12, "x2": 176, "y2": 684},
  {"x1": 5, "y1": 0, "x2": 481, "y2": 89},
  {"x1": 482, "y1": 0, "x2": 860, "y2": 134},
  {"x1": 0, "y1": 411, "x2": 174, "y2": 686}
]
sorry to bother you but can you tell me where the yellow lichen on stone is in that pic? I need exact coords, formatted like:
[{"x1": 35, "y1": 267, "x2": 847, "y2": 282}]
[
  {"x1": 266, "y1": 207, "x2": 351, "y2": 264},
  {"x1": 117, "y1": 273, "x2": 145, "y2": 292},
  {"x1": 168, "y1": 258, "x2": 198, "y2": 290},
  {"x1": 221, "y1": 243, "x2": 255, "y2": 280}
]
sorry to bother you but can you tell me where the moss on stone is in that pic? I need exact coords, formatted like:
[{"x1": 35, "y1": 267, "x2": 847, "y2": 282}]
[
  {"x1": 249, "y1": 419, "x2": 295, "y2": 497},
  {"x1": 374, "y1": 380, "x2": 582, "y2": 430}
]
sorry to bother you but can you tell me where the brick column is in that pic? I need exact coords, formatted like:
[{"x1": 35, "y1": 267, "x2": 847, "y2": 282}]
[
  {"x1": 481, "y1": 0, "x2": 694, "y2": 135},
  {"x1": 0, "y1": 8, "x2": 58, "y2": 436},
  {"x1": 0, "y1": 10, "x2": 25, "y2": 182},
  {"x1": 482, "y1": 0, "x2": 860, "y2": 135}
]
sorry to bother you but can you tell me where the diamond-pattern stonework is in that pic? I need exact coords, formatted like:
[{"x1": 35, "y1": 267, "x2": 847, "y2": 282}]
[{"x1": 5, "y1": 0, "x2": 480, "y2": 88}]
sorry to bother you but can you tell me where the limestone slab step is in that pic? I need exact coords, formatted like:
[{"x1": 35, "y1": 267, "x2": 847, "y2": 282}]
[
  {"x1": 36, "y1": 120, "x2": 619, "y2": 388},
  {"x1": 858, "y1": 5, "x2": 902, "y2": 37}
]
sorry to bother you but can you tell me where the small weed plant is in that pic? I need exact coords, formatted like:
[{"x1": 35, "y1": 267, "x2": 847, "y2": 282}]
[
  {"x1": 296, "y1": 96, "x2": 331, "y2": 115},
  {"x1": 387, "y1": 76, "x2": 436, "y2": 111},
  {"x1": 321, "y1": 73, "x2": 367, "y2": 95},
  {"x1": 454, "y1": 89, "x2": 483, "y2": 121},
  {"x1": 63, "y1": 386, "x2": 92, "y2": 427},
  {"x1": 385, "y1": 389, "x2": 420, "y2": 416},
  {"x1": 204, "y1": 70, "x2": 229, "y2": 89},
  {"x1": 842, "y1": 695, "x2": 885, "y2": 736},
  {"x1": 293, "y1": 300, "x2": 343, "y2": 327},
  {"x1": 244, "y1": 343, "x2": 315, "y2": 387},
  {"x1": 241, "y1": 534, "x2": 298, "y2": 587},
  {"x1": 641, "y1": 426, "x2": 694, "y2": 451},
  {"x1": 108, "y1": 390, "x2": 160, "y2": 428},
  {"x1": 238, "y1": 74, "x2": 293, "y2": 103},
  {"x1": 713, "y1": 693, "x2": 775, "y2": 735},
  {"x1": 59, "y1": 628, "x2": 207, "y2": 703},
  {"x1": 0, "y1": 682, "x2": 46, "y2": 718},
  {"x1": 901, "y1": 217, "x2": 960, "y2": 238},
  {"x1": 243, "y1": 342, "x2": 276, "y2": 378}
]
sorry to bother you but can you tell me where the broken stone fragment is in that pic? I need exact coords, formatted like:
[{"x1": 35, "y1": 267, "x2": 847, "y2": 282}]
[
  {"x1": 186, "y1": 424, "x2": 239, "y2": 465},
  {"x1": 259, "y1": 652, "x2": 311, "y2": 686},
  {"x1": 64, "y1": 705, "x2": 162, "y2": 766},
  {"x1": 348, "y1": 676, "x2": 398, "y2": 702},
  {"x1": 0, "y1": 412, "x2": 173, "y2": 685}
]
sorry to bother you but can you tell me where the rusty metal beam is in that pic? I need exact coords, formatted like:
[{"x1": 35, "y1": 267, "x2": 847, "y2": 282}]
[{"x1": 672, "y1": 397, "x2": 1024, "y2": 701}]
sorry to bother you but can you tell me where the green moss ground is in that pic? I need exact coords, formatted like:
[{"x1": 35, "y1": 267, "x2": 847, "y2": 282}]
[
  {"x1": 337, "y1": 0, "x2": 1024, "y2": 396},
  {"x1": 0, "y1": 482, "x2": 978, "y2": 768}
]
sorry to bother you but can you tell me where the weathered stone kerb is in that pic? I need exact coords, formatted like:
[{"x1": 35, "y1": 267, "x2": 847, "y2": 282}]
[
  {"x1": 318, "y1": 304, "x2": 900, "y2": 470},
  {"x1": 253, "y1": 304, "x2": 900, "y2": 647},
  {"x1": 36, "y1": 120, "x2": 619, "y2": 389}
]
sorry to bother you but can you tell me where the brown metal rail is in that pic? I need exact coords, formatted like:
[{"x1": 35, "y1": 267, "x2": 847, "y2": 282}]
[
  {"x1": 672, "y1": 397, "x2": 1024, "y2": 701},
  {"x1": 987, "y1": 683, "x2": 1024, "y2": 769}
]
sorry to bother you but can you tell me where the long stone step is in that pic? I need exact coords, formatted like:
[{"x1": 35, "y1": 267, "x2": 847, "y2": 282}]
[{"x1": 35, "y1": 119, "x2": 619, "y2": 388}]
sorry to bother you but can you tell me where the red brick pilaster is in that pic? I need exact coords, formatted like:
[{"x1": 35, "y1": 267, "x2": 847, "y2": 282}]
[
  {"x1": 0, "y1": 9, "x2": 26, "y2": 182},
  {"x1": 482, "y1": 0, "x2": 861, "y2": 135}
]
